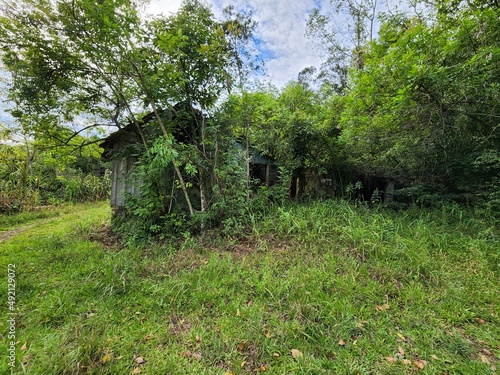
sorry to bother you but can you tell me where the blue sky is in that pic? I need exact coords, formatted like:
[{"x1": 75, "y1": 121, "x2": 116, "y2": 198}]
[
  {"x1": 145, "y1": 0, "x2": 330, "y2": 88},
  {"x1": 144, "y1": 0, "x2": 396, "y2": 87}
]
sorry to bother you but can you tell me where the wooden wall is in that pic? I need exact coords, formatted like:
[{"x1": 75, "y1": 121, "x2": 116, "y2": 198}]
[{"x1": 110, "y1": 156, "x2": 139, "y2": 207}]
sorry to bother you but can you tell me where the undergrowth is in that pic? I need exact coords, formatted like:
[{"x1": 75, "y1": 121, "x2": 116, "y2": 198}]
[{"x1": 0, "y1": 200, "x2": 498, "y2": 374}]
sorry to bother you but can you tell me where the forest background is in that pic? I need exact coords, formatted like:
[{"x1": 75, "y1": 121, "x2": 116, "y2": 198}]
[{"x1": 0, "y1": 0, "x2": 498, "y2": 237}]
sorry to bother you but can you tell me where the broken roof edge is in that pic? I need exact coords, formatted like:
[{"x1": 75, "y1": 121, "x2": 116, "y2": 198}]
[
  {"x1": 99, "y1": 108, "x2": 173, "y2": 152},
  {"x1": 100, "y1": 102, "x2": 208, "y2": 151}
]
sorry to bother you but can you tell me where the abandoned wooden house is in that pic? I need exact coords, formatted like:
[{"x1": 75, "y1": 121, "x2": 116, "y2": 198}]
[{"x1": 100, "y1": 105, "x2": 277, "y2": 216}]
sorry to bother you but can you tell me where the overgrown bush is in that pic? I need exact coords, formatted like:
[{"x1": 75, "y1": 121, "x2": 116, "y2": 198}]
[
  {"x1": 113, "y1": 135, "x2": 291, "y2": 243},
  {"x1": 0, "y1": 142, "x2": 110, "y2": 212}
]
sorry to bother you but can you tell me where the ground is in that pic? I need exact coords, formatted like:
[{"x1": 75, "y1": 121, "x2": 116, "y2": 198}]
[{"x1": 0, "y1": 201, "x2": 498, "y2": 374}]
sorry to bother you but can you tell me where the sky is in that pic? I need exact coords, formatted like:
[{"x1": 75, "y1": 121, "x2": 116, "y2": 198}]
[
  {"x1": 144, "y1": 0, "x2": 329, "y2": 88},
  {"x1": 0, "y1": 70, "x2": 13, "y2": 133},
  {"x1": 0, "y1": 0, "x2": 328, "y2": 132}
]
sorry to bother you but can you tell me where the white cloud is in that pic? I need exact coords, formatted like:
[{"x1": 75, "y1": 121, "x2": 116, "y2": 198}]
[
  {"x1": 144, "y1": 0, "x2": 325, "y2": 88},
  {"x1": 144, "y1": 0, "x2": 183, "y2": 16}
]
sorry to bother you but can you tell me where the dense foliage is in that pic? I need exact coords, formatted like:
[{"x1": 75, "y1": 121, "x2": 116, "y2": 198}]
[
  {"x1": 0, "y1": 0, "x2": 498, "y2": 230},
  {"x1": 339, "y1": 5, "x2": 500, "y2": 206},
  {"x1": 0, "y1": 135, "x2": 109, "y2": 212}
]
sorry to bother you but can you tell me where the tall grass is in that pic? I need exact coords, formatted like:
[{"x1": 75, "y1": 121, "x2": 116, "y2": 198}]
[{"x1": 0, "y1": 200, "x2": 498, "y2": 374}]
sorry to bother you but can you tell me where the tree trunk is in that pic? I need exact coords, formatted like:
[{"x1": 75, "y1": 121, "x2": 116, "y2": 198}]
[
  {"x1": 245, "y1": 121, "x2": 250, "y2": 201},
  {"x1": 129, "y1": 60, "x2": 195, "y2": 216},
  {"x1": 152, "y1": 105, "x2": 195, "y2": 216}
]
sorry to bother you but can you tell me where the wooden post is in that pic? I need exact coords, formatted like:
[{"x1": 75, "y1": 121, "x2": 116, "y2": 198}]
[
  {"x1": 265, "y1": 163, "x2": 270, "y2": 186},
  {"x1": 384, "y1": 181, "x2": 394, "y2": 204}
]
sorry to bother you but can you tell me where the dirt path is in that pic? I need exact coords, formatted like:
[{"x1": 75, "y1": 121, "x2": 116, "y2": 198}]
[
  {"x1": 0, "y1": 217, "x2": 59, "y2": 243},
  {"x1": 0, "y1": 224, "x2": 34, "y2": 243},
  {"x1": 0, "y1": 202, "x2": 110, "y2": 245}
]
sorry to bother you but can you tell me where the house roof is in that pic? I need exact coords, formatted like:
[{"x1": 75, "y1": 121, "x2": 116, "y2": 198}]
[
  {"x1": 235, "y1": 142, "x2": 275, "y2": 166},
  {"x1": 99, "y1": 111, "x2": 165, "y2": 152},
  {"x1": 101, "y1": 106, "x2": 275, "y2": 166}
]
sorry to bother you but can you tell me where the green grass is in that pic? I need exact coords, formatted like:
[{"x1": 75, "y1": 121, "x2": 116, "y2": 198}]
[
  {"x1": 0, "y1": 204, "x2": 84, "y2": 231},
  {"x1": 0, "y1": 200, "x2": 498, "y2": 374}
]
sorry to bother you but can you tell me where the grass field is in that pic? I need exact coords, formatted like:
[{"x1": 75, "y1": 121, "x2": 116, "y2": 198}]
[{"x1": 0, "y1": 200, "x2": 498, "y2": 374}]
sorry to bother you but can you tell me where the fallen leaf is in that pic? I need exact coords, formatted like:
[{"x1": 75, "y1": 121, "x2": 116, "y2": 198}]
[
  {"x1": 264, "y1": 331, "x2": 272, "y2": 338},
  {"x1": 21, "y1": 342, "x2": 27, "y2": 351},
  {"x1": 476, "y1": 318, "x2": 486, "y2": 324},
  {"x1": 102, "y1": 354, "x2": 112, "y2": 364},
  {"x1": 183, "y1": 350, "x2": 192, "y2": 358},
  {"x1": 273, "y1": 353, "x2": 280, "y2": 357},
  {"x1": 398, "y1": 346, "x2": 405, "y2": 356},
  {"x1": 481, "y1": 349, "x2": 492, "y2": 356},
  {"x1": 480, "y1": 355, "x2": 491, "y2": 364},
  {"x1": 396, "y1": 333, "x2": 407, "y2": 342},
  {"x1": 238, "y1": 342, "x2": 246, "y2": 351},
  {"x1": 193, "y1": 352, "x2": 202, "y2": 361},
  {"x1": 431, "y1": 354, "x2": 440, "y2": 361},
  {"x1": 135, "y1": 357, "x2": 146, "y2": 365},
  {"x1": 21, "y1": 354, "x2": 34, "y2": 364},
  {"x1": 403, "y1": 359, "x2": 412, "y2": 365},
  {"x1": 132, "y1": 367, "x2": 141, "y2": 374},
  {"x1": 144, "y1": 335, "x2": 152, "y2": 341},
  {"x1": 257, "y1": 364, "x2": 268, "y2": 372},
  {"x1": 376, "y1": 303, "x2": 390, "y2": 311},
  {"x1": 240, "y1": 361, "x2": 247, "y2": 368},
  {"x1": 236, "y1": 308, "x2": 241, "y2": 316},
  {"x1": 413, "y1": 359, "x2": 426, "y2": 369},
  {"x1": 338, "y1": 339, "x2": 345, "y2": 346},
  {"x1": 196, "y1": 334, "x2": 201, "y2": 342},
  {"x1": 291, "y1": 349, "x2": 303, "y2": 359},
  {"x1": 386, "y1": 356, "x2": 397, "y2": 364}
]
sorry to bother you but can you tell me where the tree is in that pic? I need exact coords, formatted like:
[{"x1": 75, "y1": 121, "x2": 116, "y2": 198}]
[
  {"x1": 339, "y1": 4, "x2": 500, "y2": 202},
  {"x1": 0, "y1": 0, "x2": 239, "y2": 218},
  {"x1": 0, "y1": 0, "x2": 144, "y2": 134},
  {"x1": 136, "y1": 0, "x2": 232, "y2": 215},
  {"x1": 306, "y1": 0, "x2": 379, "y2": 92},
  {"x1": 220, "y1": 82, "x2": 342, "y2": 199},
  {"x1": 219, "y1": 5, "x2": 262, "y2": 200}
]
